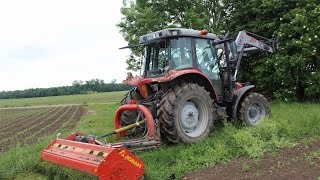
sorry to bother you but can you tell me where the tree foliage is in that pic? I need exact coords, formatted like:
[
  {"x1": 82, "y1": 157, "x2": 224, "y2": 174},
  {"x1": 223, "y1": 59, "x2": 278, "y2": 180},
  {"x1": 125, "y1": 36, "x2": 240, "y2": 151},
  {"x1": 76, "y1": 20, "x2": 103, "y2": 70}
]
[
  {"x1": 118, "y1": 0, "x2": 320, "y2": 101},
  {"x1": 0, "y1": 79, "x2": 131, "y2": 99},
  {"x1": 225, "y1": 0, "x2": 320, "y2": 101},
  {"x1": 117, "y1": 0, "x2": 232, "y2": 70}
]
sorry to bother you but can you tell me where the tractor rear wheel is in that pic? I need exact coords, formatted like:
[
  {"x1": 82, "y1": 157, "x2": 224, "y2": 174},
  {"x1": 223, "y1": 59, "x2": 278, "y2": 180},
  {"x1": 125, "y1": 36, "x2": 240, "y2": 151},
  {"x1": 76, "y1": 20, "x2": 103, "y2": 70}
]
[
  {"x1": 158, "y1": 83, "x2": 217, "y2": 143},
  {"x1": 238, "y1": 92, "x2": 270, "y2": 126}
]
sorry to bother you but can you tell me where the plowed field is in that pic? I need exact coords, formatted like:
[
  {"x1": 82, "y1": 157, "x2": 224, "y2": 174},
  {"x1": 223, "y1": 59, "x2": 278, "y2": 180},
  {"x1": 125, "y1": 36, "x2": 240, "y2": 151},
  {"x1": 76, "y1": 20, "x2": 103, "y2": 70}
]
[{"x1": 0, "y1": 105, "x2": 85, "y2": 153}]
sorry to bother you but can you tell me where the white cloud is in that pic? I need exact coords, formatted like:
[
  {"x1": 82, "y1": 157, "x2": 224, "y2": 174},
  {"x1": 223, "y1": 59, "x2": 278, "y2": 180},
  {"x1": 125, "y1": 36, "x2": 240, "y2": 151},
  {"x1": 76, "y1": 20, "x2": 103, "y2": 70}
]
[{"x1": 0, "y1": 0, "x2": 133, "y2": 91}]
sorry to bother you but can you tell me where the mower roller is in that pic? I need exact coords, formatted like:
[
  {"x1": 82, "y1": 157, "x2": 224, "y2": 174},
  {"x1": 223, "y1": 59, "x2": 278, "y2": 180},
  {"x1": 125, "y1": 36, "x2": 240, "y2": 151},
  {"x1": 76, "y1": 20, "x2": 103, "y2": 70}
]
[{"x1": 41, "y1": 104, "x2": 160, "y2": 180}]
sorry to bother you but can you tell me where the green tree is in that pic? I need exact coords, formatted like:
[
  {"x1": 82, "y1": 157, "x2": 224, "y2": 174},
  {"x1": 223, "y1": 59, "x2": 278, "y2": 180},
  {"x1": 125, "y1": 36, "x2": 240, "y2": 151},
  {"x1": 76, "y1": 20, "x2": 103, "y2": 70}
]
[
  {"x1": 225, "y1": 0, "x2": 319, "y2": 101},
  {"x1": 118, "y1": 0, "x2": 231, "y2": 70}
]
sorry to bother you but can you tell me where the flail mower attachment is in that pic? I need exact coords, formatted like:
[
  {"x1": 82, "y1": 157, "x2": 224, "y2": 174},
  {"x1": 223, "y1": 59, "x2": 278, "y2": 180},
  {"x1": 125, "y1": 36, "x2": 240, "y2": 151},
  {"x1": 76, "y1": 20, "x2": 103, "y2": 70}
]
[{"x1": 41, "y1": 104, "x2": 160, "y2": 180}]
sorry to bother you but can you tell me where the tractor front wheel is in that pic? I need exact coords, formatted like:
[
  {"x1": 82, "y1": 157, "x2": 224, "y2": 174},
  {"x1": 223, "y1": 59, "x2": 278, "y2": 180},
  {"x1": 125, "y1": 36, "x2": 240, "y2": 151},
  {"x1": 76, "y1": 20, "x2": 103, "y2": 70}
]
[
  {"x1": 158, "y1": 83, "x2": 217, "y2": 143},
  {"x1": 238, "y1": 92, "x2": 270, "y2": 126}
]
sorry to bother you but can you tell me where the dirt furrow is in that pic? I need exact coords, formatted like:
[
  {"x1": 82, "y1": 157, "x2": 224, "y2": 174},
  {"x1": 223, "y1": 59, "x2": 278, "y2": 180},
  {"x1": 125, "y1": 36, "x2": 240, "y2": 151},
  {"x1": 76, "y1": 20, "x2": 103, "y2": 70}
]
[
  {"x1": 0, "y1": 107, "x2": 69, "y2": 152},
  {"x1": 0, "y1": 108, "x2": 29, "y2": 121},
  {"x1": 62, "y1": 105, "x2": 85, "y2": 130},
  {"x1": 23, "y1": 106, "x2": 79, "y2": 144},
  {"x1": 0, "y1": 107, "x2": 67, "y2": 142},
  {"x1": 15, "y1": 106, "x2": 70, "y2": 138},
  {"x1": 0, "y1": 106, "x2": 87, "y2": 153},
  {"x1": 0, "y1": 108, "x2": 48, "y2": 131},
  {"x1": 0, "y1": 108, "x2": 35, "y2": 123},
  {"x1": 0, "y1": 107, "x2": 58, "y2": 135},
  {"x1": 182, "y1": 139, "x2": 320, "y2": 180}
]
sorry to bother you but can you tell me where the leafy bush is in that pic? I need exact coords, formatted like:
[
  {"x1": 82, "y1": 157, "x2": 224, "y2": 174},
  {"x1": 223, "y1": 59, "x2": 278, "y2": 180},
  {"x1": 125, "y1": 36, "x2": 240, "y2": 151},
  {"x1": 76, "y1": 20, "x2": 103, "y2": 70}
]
[{"x1": 227, "y1": 0, "x2": 320, "y2": 101}]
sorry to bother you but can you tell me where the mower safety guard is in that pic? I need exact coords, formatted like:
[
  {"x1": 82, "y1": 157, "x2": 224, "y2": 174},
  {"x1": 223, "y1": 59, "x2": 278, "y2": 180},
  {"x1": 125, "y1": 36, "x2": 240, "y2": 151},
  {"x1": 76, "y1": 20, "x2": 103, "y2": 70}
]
[
  {"x1": 42, "y1": 133, "x2": 144, "y2": 180},
  {"x1": 114, "y1": 104, "x2": 155, "y2": 138},
  {"x1": 41, "y1": 104, "x2": 158, "y2": 179}
]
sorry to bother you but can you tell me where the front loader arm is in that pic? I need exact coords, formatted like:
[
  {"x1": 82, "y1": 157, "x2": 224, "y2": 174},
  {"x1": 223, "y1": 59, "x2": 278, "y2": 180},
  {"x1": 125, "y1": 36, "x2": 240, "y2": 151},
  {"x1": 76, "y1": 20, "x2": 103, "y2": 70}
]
[
  {"x1": 235, "y1": 30, "x2": 278, "y2": 53},
  {"x1": 233, "y1": 30, "x2": 278, "y2": 81}
]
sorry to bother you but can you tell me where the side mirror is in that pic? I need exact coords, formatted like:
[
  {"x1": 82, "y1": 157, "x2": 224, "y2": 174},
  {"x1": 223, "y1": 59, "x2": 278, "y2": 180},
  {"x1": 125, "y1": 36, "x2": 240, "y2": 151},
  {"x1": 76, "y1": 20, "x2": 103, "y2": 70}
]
[{"x1": 228, "y1": 41, "x2": 237, "y2": 58}]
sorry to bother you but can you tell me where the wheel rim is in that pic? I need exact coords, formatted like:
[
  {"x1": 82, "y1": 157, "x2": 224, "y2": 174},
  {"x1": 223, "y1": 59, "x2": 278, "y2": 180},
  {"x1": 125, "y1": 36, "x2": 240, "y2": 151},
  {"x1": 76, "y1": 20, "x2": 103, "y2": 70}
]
[
  {"x1": 180, "y1": 97, "x2": 208, "y2": 137},
  {"x1": 246, "y1": 102, "x2": 266, "y2": 125}
]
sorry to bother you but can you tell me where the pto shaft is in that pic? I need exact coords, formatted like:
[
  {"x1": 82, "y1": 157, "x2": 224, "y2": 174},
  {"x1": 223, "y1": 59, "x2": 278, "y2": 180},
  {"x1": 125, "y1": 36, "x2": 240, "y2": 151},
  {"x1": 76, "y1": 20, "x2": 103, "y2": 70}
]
[{"x1": 97, "y1": 120, "x2": 145, "y2": 139}]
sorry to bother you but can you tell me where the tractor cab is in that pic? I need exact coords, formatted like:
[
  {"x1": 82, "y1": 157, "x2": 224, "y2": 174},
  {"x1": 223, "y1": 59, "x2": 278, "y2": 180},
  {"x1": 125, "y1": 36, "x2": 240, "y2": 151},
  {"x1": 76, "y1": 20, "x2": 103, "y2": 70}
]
[
  {"x1": 136, "y1": 28, "x2": 277, "y2": 103},
  {"x1": 139, "y1": 28, "x2": 223, "y2": 81},
  {"x1": 136, "y1": 28, "x2": 242, "y2": 102}
]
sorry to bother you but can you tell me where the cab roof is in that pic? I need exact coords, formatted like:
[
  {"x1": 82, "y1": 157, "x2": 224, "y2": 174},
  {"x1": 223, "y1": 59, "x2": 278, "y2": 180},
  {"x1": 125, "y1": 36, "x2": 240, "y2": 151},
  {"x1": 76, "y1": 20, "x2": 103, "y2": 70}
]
[{"x1": 139, "y1": 28, "x2": 219, "y2": 43}]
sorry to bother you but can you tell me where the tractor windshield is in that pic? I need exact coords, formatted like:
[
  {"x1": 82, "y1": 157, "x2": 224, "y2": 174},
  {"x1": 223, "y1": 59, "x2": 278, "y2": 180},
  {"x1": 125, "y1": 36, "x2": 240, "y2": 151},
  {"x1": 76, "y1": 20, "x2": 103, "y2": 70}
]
[{"x1": 142, "y1": 38, "x2": 193, "y2": 77}]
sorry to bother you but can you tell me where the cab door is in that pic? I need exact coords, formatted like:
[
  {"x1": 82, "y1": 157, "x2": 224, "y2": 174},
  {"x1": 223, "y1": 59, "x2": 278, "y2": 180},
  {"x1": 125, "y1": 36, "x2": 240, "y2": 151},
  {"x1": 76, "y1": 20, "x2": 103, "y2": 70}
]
[{"x1": 194, "y1": 38, "x2": 223, "y2": 98}]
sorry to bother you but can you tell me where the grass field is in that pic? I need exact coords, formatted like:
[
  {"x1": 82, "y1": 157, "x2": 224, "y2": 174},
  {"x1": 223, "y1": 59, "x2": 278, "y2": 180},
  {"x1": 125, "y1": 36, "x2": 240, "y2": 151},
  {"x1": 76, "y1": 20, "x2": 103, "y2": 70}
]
[
  {"x1": 0, "y1": 92, "x2": 319, "y2": 179},
  {"x1": 0, "y1": 91, "x2": 127, "y2": 108}
]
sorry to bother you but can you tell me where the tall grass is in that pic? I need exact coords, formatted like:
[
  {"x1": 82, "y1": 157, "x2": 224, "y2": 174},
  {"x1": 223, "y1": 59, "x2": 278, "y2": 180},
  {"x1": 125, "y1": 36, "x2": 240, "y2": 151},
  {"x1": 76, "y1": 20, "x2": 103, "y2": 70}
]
[
  {"x1": 142, "y1": 102, "x2": 320, "y2": 179},
  {"x1": 0, "y1": 102, "x2": 319, "y2": 179}
]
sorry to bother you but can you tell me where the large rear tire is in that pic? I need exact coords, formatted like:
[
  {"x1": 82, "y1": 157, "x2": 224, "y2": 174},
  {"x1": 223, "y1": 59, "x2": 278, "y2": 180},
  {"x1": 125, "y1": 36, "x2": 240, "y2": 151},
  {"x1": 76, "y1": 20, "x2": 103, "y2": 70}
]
[
  {"x1": 157, "y1": 83, "x2": 217, "y2": 143},
  {"x1": 238, "y1": 92, "x2": 270, "y2": 126}
]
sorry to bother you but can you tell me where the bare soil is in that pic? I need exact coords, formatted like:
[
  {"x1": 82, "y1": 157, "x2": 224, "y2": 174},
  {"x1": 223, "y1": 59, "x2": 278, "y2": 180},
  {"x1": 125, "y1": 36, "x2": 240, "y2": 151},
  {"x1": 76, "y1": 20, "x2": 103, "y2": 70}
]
[
  {"x1": 0, "y1": 108, "x2": 45, "y2": 129},
  {"x1": 0, "y1": 107, "x2": 58, "y2": 137},
  {"x1": 0, "y1": 105, "x2": 85, "y2": 153},
  {"x1": 182, "y1": 138, "x2": 320, "y2": 180}
]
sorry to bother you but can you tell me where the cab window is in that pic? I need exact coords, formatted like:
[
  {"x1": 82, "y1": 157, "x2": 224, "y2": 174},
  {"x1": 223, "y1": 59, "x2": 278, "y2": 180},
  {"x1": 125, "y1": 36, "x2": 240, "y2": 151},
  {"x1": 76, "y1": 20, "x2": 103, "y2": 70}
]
[
  {"x1": 195, "y1": 39, "x2": 220, "y2": 80},
  {"x1": 170, "y1": 38, "x2": 193, "y2": 70}
]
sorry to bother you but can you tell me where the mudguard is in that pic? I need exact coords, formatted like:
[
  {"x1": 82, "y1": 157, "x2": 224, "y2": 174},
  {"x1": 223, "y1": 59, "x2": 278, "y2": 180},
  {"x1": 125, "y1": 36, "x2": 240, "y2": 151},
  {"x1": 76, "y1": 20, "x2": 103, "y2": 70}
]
[{"x1": 231, "y1": 85, "x2": 255, "y2": 120}]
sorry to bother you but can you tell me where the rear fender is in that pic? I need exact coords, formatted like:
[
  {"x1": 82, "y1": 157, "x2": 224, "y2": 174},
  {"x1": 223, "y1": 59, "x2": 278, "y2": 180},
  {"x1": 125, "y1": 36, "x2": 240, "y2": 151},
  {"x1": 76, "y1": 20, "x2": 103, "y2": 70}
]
[
  {"x1": 166, "y1": 73, "x2": 219, "y2": 102},
  {"x1": 231, "y1": 85, "x2": 255, "y2": 120},
  {"x1": 123, "y1": 69, "x2": 219, "y2": 101}
]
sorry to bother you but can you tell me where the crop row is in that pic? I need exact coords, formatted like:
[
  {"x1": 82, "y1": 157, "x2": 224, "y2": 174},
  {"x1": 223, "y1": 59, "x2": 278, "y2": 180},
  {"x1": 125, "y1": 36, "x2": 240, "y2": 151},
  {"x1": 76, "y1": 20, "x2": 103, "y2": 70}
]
[
  {"x1": 0, "y1": 107, "x2": 55, "y2": 133},
  {"x1": 0, "y1": 108, "x2": 42, "y2": 125},
  {"x1": 0, "y1": 105, "x2": 85, "y2": 153},
  {"x1": 0, "y1": 107, "x2": 64, "y2": 139},
  {"x1": 0, "y1": 108, "x2": 30, "y2": 120}
]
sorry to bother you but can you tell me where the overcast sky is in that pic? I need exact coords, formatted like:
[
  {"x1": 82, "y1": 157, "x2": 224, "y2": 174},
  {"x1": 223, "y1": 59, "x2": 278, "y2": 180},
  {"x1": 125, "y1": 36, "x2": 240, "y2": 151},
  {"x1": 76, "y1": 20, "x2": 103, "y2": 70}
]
[{"x1": 0, "y1": 0, "x2": 132, "y2": 91}]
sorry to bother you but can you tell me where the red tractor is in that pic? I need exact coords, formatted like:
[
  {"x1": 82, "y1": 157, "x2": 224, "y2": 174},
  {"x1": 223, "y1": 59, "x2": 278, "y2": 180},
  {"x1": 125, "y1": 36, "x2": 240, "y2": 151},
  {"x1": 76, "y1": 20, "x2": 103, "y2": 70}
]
[
  {"x1": 121, "y1": 28, "x2": 278, "y2": 143},
  {"x1": 41, "y1": 28, "x2": 277, "y2": 179}
]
